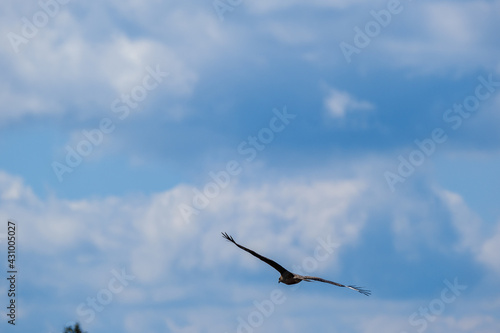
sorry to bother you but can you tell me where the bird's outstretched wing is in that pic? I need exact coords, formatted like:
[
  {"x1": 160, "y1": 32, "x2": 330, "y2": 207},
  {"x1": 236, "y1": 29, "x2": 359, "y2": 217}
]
[
  {"x1": 222, "y1": 232, "x2": 289, "y2": 275},
  {"x1": 300, "y1": 275, "x2": 371, "y2": 296}
]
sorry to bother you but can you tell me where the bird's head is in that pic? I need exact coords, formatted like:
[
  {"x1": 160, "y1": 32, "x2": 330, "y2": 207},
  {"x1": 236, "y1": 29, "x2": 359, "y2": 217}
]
[{"x1": 278, "y1": 276, "x2": 283, "y2": 283}]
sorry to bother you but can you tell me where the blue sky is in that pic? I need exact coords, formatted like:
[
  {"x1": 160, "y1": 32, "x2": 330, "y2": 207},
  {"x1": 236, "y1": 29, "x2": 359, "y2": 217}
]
[{"x1": 1, "y1": 0, "x2": 500, "y2": 332}]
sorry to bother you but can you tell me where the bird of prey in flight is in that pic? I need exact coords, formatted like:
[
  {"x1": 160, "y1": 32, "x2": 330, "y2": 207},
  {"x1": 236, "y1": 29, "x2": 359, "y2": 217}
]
[{"x1": 222, "y1": 232, "x2": 370, "y2": 296}]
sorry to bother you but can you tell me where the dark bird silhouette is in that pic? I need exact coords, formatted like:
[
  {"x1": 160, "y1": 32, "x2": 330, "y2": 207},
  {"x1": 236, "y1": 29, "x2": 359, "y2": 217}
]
[{"x1": 222, "y1": 232, "x2": 370, "y2": 296}]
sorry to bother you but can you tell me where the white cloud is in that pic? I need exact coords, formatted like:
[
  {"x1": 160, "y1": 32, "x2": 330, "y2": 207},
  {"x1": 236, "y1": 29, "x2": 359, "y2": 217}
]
[
  {"x1": 1, "y1": 0, "x2": 500, "y2": 331},
  {"x1": 478, "y1": 223, "x2": 500, "y2": 274},
  {"x1": 1, "y1": 165, "x2": 500, "y2": 331},
  {"x1": 437, "y1": 189, "x2": 483, "y2": 251},
  {"x1": 425, "y1": 2, "x2": 477, "y2": 46},
  {"x1": 373, "y1": 1, "x2": 500, "y2": 74},
  {"x1": 246, "y1": 0, "x2": 386, "y2": 14},
  {"x1": 0, "y1": 171, "x2": 38, "y2": 202},
  {"x1": 1, "y1": 0, "x2": 498, "y2": 128},
  {"x1": 0, "y1": 169, "x2": 369, "y2": 288},
  {"x1": 324, "y1": 88, "x2": 373, "y2": 118},
  {"x1": 0, "y1": 3, "x2": 211, "y2": 124},
  {"x1": 438, "y1": 188, "x2": 500, "y2": 276}
]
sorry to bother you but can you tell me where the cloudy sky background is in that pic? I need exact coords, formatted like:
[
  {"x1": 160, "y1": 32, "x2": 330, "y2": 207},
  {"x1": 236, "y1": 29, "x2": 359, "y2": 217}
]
[{"x1": 1, "y1": 0, "x2": 500, "y2": 332}]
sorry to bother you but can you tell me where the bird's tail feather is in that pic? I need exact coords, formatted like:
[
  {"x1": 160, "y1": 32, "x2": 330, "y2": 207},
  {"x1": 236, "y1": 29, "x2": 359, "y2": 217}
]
[{"x1": 347, "y1": 285, "x2": 371, "y2": 296}]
